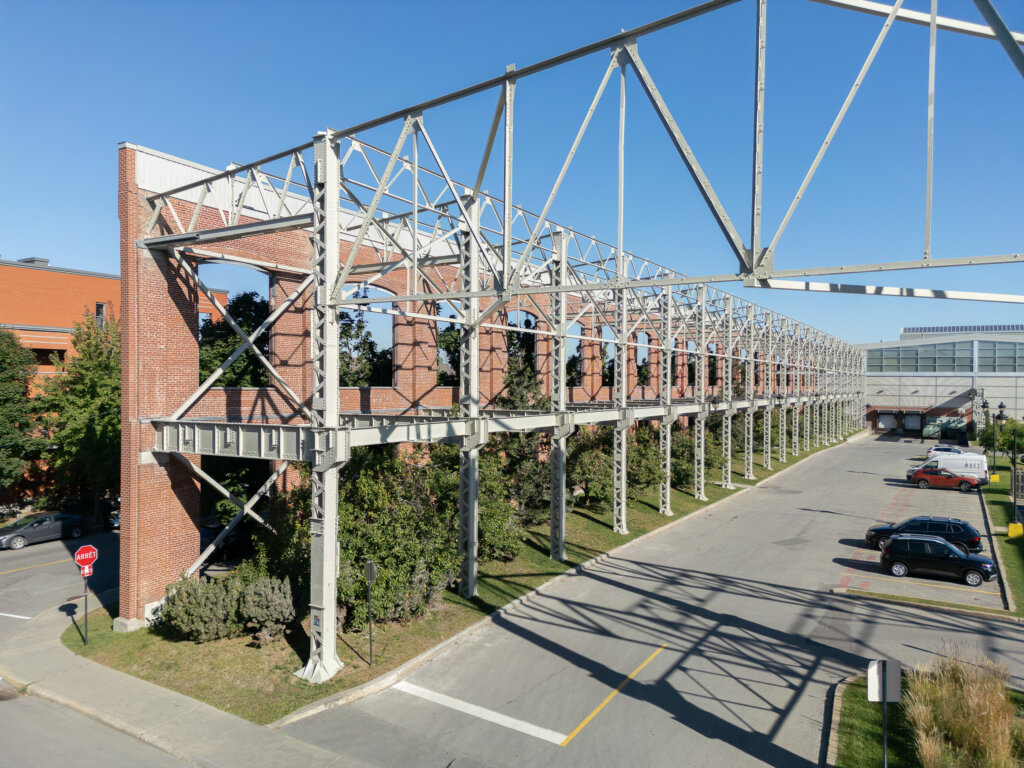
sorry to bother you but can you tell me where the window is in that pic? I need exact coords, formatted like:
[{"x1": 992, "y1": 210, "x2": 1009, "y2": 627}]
[
  {"x1": 95, "y1": 303, "x2": 106, "y2": 329},
  {"x1": 908, "y1": 540, "x2": 928, "y2": 555}
]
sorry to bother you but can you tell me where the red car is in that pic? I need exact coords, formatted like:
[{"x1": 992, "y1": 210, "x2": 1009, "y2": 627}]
[{"x1": 911, "y1": 467, "x2": 985, "y2": 492}]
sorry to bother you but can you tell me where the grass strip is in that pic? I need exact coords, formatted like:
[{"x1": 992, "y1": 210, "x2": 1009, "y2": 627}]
[
  {"x1": 980, "y1": 456, "x2": 1024, "y2": 617},
  {"x1": 62, "y1": 434, "x2": 852, "y2": 725},
  {"x1": 843, "y1": 589, "x2": 1015, "y2": 619}
]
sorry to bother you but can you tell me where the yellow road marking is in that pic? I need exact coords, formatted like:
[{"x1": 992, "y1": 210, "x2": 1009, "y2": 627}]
[
  {"x1": 869, "y1": 574, "x2": 999, "y2": 595},
  {"x1": 561, "y1": 643, "x2": 668, "y2": 747},
  {"x1": 0, "y1": 558, "x2": 73, "y2": 577}
]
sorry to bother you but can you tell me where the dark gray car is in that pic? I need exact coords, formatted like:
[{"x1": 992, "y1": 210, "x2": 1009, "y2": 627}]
[{"x1": 0, "y1": 513, "x2": 89, "y2": 550}]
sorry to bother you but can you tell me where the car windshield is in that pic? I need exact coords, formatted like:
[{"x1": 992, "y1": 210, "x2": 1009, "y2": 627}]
[{"x1": 3, "y1": 515, "x2": 40, "y2": 530}]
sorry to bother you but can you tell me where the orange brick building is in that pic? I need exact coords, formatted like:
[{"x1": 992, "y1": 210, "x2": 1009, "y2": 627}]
[{"x1": 0, "y1": 257, "x2": 225, "y2": 386}]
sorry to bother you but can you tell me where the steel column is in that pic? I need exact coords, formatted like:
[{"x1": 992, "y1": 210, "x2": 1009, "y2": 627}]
[
  {"x1": 744, "y1": 304, "x2": 755, "y2": 479},
  {"x1": 458, "y1": 196, "x2": 483, "y2": 597},
  {"x1": 297, "y1": 132, "x2": 344, "y2": 684},
  {"x1": 694, "y1": 286, "x2": 708, "y2": 501},
  {"x1": 659, "y1": 290, "x2": 674, "y2": 515},
  {"x1": 549, "y1": 230, "x2": 570, "y2": 559},
  {"x1": 721, "y1": 296, "x2": 734, "y2": 489},
  {"x1": 613, "y1": 54, "x2": 629, "y2": 534}
]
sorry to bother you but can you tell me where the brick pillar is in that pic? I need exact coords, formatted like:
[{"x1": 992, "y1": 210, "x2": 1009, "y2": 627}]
[
  {"x1": 648, "y1": 343, "x2": 661, "y2": 401},
  {"x1": 393, "y1": 304, "x2": 436, "y2": 412},
  {"x1": 480, "y1": 310, "x2": 508, "y2": 406},
  {"x1": 118, "y1": 145, "x2": 202, "y2": 625},
  {"x1": 535, "y1": 321, "x2": 552, "y2": 400},
  {"x1": 581, "y1": 321, "x2": 602, "y2": 400}
]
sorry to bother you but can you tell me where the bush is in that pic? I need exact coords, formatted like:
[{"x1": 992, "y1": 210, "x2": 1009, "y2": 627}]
[
  {"x1": 627, "y1": 423, "x2": 664, "y2": 501},
  {"x1": 335, "y1": 448, "x2": 461, "y2": 630},
  {"x1": 905, "y1": 646, "x2": 1024, "y2": 767},
  {"x1": 567, "y1": 428, "x2": 613, "y2": 510},
  {"x1": 159, "y1": 575, "x2": 245, "y2": 642},
  {"x1": 239, "y1": 576, "x2": 294, "y2": 641}
]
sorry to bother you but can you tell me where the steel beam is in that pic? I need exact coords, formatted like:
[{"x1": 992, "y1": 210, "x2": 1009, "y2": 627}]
[{"x1": 549, "y1": 231, "x2": 571, "y2": 559}]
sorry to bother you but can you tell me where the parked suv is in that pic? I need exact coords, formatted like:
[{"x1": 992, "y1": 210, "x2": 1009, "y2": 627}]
[
  {"x1": 911, "y1": 467, "x2": 984, "y2": 492},
  {"x1": 865, "y1": 516, "x2": 982, "y2": 554},
  {"x1": 881, "y1": 534, "x2": 997, "y2": 587}
]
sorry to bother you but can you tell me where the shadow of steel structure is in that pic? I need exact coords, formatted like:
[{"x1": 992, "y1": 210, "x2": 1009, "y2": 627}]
[{"x1": 120, "y1": 0, "x2": 1020, "y2": 683}]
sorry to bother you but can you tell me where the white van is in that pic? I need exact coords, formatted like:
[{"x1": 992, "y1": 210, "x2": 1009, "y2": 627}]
[{"x1": 906, "y1": 452, "x2": 989, "y2": 483}]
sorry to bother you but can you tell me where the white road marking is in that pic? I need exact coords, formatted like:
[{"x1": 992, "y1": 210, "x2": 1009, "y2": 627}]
[
  {"x1": 393, "y1": 680, "x2": 567, "y2": 745},
  {"x1": 0, "y1": 612, "x2": 31, "y2": 620}
]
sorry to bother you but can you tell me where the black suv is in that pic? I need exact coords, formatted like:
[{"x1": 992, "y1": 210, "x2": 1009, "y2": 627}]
[
  {"x1": 881, "y1": 534, "x2": 997, "y2": 587},
  {"x1": 865, "y1": 516, "x2": 982, "y2": 554}
]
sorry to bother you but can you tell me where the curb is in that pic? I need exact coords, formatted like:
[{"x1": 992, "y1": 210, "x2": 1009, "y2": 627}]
[
  {"x1": 978, "y1": 489, "x2": 1017, "y2": 613},
  {"x1": 830, "y1": 587, "x2": 1023, "y2": 624},
  {"x1": 824, "y1": 674, "x2": 859, "y2": 768},
  {"x1": 270, "y1": 431, "x2": 859, "y2": 729}
]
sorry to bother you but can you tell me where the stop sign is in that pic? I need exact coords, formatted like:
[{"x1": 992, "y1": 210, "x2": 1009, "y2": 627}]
[{"x1": 74, "y1": 545, "x2": 98, "y2": 568}]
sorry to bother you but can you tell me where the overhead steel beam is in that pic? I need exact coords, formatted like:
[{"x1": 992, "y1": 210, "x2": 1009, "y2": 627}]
[
  {"x1": 810, "y1": 0, "x2": 1024, "y2": 44},
  {"x1": 141, "y1": 213, "x2": 314, "y2": 249},
  {"x1": 762, "y1": 279, "x2": 1024, "y2": 304}
]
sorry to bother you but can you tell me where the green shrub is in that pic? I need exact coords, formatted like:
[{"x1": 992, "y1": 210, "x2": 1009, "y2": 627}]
[
  {"x1": 626, "y1": 422, "x2": 664, "y2": 500},
  {"x1": 567, "y1": 428, "x2": 613, "y2": 510},
  {"x1": 239, "y1": 576, "x2": 294, "y2": 640},
  {"x1": 159, "y1": 575, "x2": 245, "y2": 643},
  {"x1": 335, "y1": 449, "x2": 461, "y2": 630}
]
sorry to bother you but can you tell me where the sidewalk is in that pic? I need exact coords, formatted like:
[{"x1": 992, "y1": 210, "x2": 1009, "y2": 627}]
[{"x1": 0, "y1": 592, "x2": 367, "y2": 768}]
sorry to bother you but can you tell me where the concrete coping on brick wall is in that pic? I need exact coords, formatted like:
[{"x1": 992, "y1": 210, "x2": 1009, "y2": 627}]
[{"x1": 269, "y1": 429, "x2": 864, "y2": 729}]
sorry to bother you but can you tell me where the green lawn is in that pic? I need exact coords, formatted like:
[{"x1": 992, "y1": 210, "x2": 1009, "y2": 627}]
[
  {"x1": 835, "y1": 678, "x2": 916, "y2": 768},
  {"x1": 62, "y1": 432, "x2": 857, "y2": 725},
  {"x1": 980, "y1": 455, "x2": 1024, "y2": 617}
]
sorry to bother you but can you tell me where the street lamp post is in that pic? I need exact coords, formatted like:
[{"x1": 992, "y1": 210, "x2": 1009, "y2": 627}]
[
  {"x1": 996, "y1": 402, "x2": 1007, "y2": 480},
  {"x1": 982, "y1": 399, "x2": 991, "y2": 466}
]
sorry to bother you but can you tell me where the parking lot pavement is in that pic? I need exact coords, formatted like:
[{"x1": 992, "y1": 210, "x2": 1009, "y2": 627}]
[{"x1": 834, "y1": 468, "x2": 1003, "y2": 611}]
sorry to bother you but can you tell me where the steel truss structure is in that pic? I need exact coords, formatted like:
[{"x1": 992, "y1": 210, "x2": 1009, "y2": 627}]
[{"x1": 127, "y1": 0, "x2": 1019, "y2": 683}]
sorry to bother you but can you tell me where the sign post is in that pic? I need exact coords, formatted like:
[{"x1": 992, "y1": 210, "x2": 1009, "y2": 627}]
[
  {"x1": 364, "y1": 560, "x2": 377, "y2": 665},
  {"x1": 868, "y1": 659, "x2": 901, "y2": 767},
  {"x1": 74, "y1": 545, "x2": 98, "y2": 646}
]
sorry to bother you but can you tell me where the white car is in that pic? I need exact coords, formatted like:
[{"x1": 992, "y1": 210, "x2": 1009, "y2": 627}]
[{"x1": 926, "y1": 444, "x2": 963, "y2": 458}]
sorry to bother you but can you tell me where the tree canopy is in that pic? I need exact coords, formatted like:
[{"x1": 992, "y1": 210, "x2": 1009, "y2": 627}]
[
  {"x1": 0, "y1": 331, "x2": 38, "y2": 493},
  {"x1": 38, "y1": 313, "x2": 120, "y2": 509},
  {"x1": 198, "y1": 291, "x2": 271, "y2": 387}
]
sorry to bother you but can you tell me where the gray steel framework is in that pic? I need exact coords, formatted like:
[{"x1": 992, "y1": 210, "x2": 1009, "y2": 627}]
[{"x1": 126, "y1": 0, "x2": 1018, "y2": 682}]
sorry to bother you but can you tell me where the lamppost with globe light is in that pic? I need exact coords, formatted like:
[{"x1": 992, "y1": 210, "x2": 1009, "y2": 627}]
[
  {"x1": 982, "y1": 399, "x2": 991, "y2": 466},
  {"x1": 996, "y1": 402, "x2": 1007, "y2": 479}
]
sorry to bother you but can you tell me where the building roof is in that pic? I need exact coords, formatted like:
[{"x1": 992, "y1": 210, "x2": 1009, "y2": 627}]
[{"x1": 901, "y1": 324, "x2": 1024, "y2": 338}]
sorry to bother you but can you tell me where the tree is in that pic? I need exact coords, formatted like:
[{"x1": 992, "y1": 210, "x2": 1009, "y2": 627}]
[
  {"x1": 0, "y1": 331, "x2": 38, "y2": 493},
  {"x1": 338, "y1": 309, "x2": 391, "y2": 386},
  {"x1": 436, "y1": 316, "x2": 460, "y2": 386},
  {"x1": 567, "y1": 428, "x2": 613, "y2": 509},
  {"x1": 489, "y1": 320, "x2": 551, "y2": 523},
  {"x1": 38, "y1": 313, "x2": 120, "y2": 515},
  {"x1": 198, "y1": 291, "x2": 270, "y2": 387}
]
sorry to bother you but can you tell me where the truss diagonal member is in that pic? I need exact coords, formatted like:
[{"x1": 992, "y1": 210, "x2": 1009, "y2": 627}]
[
  {"x1": 168, "y1": 250, "x2": 313, "y2": 420},
  {"x1": 182, "y1": 460, "x2": 288, "y2": 578},
  {"x1": 623, "y1": 40, "x2": 749, "y2": 270},
  {"x1": 763, "y1": 0, "x2": 905, "y2": 265},
  {"x1": 171, "y1": 268, "x2": 315, "y2": 420},
  {"x1": 416, "y1": 118, "x2": 503, "y2": 286},
  {"x1": 330, "y1": 118, "x2": 415, "y2": 305},
  {"x1": 971, "y1": 0, "x2": 1024, "y2": 80},
  {"x1": 471, "y1": 84, "x2": 507, "y2": 203},
  {"x1": 507, "y1": 58, "x2": 617, "y2": 289}
]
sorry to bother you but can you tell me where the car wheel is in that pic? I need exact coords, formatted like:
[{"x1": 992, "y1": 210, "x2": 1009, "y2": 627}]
[
  {"x1": 954, "y1": 543, "x2": 968, "y2": 555},
  {"x1": 876, "y1": 537, "x2": 889, "y2": 551},
  {"x1": 917, "y1": 479, "x2": 930, "y2": 489},
  {"x1": 964, "y1": 570, "x2": 983, "y2": 587},
  {"x1": 890, "y1": 561, "x2": 908, "y2": 577},
  {"x1": 9, "y1": 536, "x2": 26, "y2": 551},
  {"x1": 958, "y1": 481, "x2": 972, "y2": 493},
  {"x1": 69, "y1": 526, "x2": 83, "y2": 539}
]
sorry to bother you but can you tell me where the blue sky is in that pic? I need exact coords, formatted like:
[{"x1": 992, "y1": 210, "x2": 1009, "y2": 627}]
[{"x1": 1, "y1": 0, "x2": 1021, "y2": 345}]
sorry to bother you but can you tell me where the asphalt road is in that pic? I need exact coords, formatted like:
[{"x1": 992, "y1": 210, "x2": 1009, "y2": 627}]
[
  {"x1": 284, "y1": 435, "x2": 1024, "y2": 768},
  {"x1": 0, "y1": 528, "x2": 119, "y2": 641},
  {"x1": 0, "y1": 530, "x2": 190, "y2": 768}
]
